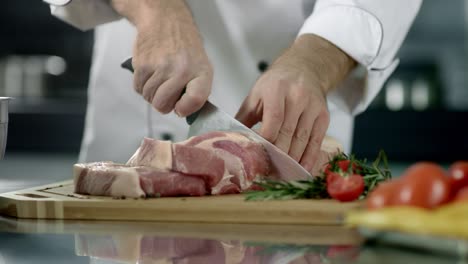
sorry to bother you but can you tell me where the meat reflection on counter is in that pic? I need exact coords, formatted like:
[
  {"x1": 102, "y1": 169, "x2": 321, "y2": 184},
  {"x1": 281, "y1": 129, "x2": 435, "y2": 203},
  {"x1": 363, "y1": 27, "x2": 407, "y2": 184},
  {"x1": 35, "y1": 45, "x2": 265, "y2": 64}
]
[
  {"x1": 73, "y1": 131, "x2": 342, "y2": 199},
  {"x1": 75, "y1": 234, "x2": 359, "y2": 264}
]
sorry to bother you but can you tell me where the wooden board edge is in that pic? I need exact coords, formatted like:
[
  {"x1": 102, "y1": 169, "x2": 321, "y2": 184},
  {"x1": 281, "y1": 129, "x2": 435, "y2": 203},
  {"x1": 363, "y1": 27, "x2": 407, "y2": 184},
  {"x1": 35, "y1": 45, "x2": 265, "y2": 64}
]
[
  {"x1": 0, "y1": 180, "x2": 72, "y2": 219},
  {"x1": 0, "y1": 180, "x2": 73, "y2": 198},
  {"x1": 0, "y1": 180, "x2": 359, "y2": 225},
  {"x1": 0, "y1": 196, "x2": 18, "y2": 217}
]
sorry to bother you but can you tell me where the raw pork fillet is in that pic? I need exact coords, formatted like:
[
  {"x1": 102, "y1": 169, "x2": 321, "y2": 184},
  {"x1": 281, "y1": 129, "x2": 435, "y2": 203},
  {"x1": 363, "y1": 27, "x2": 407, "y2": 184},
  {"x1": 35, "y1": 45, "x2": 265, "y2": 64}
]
[
  {"x1": 128, "y1": 131, "x2": 270, "y2": 194},
  {"x1": 73, "y1": 130, "x2": 343, "y2": 198},
  {"x1": 74, "y1": 162, "x2": 206, "y2": 198},
  {"x1": 127, "y1": 138, "x2": 226, "y2": 188}
]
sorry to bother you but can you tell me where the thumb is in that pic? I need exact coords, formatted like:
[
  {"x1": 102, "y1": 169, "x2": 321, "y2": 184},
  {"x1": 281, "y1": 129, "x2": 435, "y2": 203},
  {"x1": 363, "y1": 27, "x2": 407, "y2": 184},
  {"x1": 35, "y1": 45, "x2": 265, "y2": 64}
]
[{"x1": 235, "y1": 97, "x2": 262, "y2": 128}]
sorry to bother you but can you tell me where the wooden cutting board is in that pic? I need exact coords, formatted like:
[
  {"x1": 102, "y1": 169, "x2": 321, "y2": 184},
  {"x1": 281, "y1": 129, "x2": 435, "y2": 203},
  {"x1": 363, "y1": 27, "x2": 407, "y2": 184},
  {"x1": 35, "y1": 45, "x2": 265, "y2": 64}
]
[{"x1": 0, "y1": 180, "x2": 361, "y2": 225}]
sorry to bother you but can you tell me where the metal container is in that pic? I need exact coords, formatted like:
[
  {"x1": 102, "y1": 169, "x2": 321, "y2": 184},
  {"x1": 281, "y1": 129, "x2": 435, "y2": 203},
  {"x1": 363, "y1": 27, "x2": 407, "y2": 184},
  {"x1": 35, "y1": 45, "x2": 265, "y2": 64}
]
[{"x1": 0, "y1": 97, "x2": 10, "y2": 159}]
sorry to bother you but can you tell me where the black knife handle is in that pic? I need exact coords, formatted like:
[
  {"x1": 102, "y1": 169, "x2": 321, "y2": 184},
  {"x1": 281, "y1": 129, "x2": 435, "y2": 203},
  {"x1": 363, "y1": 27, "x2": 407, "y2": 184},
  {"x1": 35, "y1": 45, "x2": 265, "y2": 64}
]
[
  {"x1": 121, "y1": 57, "x2": 200, "y2": 125},
  {"x1": 120, "y1": 57, "x2": 134, "y2": 73}
]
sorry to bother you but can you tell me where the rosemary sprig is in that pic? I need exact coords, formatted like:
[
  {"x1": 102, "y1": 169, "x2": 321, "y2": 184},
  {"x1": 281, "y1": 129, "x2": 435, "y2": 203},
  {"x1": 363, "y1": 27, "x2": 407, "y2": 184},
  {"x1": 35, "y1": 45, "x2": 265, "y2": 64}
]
[
  {"x1": 245, "y1": 150, "x2": 391, "y2": 201},
  {"x1": 245, "y1": 177, "x2": 329, "y2": 201}
]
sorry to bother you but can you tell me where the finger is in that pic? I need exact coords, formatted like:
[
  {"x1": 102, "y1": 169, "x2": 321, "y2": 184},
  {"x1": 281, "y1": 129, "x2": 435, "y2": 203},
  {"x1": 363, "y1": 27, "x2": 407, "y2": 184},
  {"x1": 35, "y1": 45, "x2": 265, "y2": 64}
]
[
  {"x1": 152, "y1": 77, "x2": 188, "y2": 114},
  {"x1": 141, "y1": 71, "x2": 167, "y2": 103},
  {"x1": 300, "y1": 111, "x2": 330, "y2": 172},
  {"x1": 273, "y1": 100, "x2": 303, "y2": 154},
  {"x1": 235, "y1": 96, "x2": 262, "y2": 128},
  {"x1": 174, "y1": 74, "x2": 212, "y2": 117},
  {"x1": 288, "y1": 110, "x2": 314, "y2": 162},
  {"x1": 259, "y1": 92, "x2": 285, "y2": 143},
  {"x1": 134, "y1": 65, "x2": 154, "y2": 94}
]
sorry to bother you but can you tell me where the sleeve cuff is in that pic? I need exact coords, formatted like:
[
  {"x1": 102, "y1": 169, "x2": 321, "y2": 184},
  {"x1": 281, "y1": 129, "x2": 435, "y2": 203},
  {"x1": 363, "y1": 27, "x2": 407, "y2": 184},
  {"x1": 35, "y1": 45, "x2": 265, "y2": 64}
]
[
  {"x1": 49, "y1": 0, "x2": 122, "y2": 31},
  {"x1": 298, "y1": 5, "x2": 383, "y2": 67}
]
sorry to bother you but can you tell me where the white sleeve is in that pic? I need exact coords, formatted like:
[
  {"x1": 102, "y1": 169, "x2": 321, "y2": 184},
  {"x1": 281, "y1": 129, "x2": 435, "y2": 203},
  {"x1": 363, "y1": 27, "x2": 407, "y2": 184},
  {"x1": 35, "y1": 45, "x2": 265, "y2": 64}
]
[
  {"x1": 45, "y1": 0, "x2": 122, "y2": 31},
  {"x1": 298, "y1": 0, "x2": 422, "y2": 115}
]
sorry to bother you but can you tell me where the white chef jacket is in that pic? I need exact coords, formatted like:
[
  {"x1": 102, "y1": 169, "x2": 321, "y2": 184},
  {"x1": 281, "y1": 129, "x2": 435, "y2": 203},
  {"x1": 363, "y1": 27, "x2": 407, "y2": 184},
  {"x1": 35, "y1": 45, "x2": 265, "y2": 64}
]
[{"x1": 45, "y1": 0, "x2": 421, "y2": 163}]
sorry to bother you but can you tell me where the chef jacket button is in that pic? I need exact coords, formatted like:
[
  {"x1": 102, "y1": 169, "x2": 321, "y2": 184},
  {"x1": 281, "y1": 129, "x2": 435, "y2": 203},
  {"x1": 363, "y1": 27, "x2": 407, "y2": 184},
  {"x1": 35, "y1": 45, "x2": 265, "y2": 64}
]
[
  {"x1": 257, "y1": 61, "x2": 269, "y2": 73},
  {"x1": 161, "y1": 133, "x2": 173, "y2": 141}
]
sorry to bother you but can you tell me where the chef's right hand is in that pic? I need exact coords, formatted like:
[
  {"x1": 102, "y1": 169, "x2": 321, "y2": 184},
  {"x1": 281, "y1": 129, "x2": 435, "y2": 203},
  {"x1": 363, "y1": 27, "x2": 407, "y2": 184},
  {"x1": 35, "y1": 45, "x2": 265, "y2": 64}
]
[{"x1": 112, "y1": 0, "x2": 213, "y2": 117}]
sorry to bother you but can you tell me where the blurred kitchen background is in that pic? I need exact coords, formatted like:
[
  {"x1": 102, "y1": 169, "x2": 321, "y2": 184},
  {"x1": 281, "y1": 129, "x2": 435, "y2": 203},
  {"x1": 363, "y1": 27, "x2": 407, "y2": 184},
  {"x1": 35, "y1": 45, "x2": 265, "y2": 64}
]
[{"x1": 1, "y1": 0, "x2": 468, "y2": 178}]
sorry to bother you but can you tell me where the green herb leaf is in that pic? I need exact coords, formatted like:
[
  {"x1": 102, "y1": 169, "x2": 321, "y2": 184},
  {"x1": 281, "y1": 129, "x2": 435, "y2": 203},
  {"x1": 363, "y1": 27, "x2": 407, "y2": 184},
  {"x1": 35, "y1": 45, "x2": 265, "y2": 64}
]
[{"x1": 244, "y1": 150, "x2": 391, "y2": 201}]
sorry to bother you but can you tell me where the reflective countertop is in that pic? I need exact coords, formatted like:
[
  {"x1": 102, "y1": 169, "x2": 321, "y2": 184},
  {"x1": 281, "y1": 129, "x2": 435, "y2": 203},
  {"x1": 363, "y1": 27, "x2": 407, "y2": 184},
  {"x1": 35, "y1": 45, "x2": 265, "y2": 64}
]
[{"x1": 0, "y1": 153, "x2": 464, "y2": 264}]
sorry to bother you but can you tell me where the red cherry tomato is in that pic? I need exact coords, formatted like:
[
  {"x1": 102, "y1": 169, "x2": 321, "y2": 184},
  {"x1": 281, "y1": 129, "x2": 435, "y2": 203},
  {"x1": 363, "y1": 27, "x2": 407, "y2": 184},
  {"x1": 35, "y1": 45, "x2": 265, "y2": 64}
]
[
  {"x1": 366, "y1": 180, "x2": 402, "y2": 210},
  {"x1": 448, "y1": 161, "x2": 468, "y2": 195},
  {"x1": 327, "y1": 174, "x2": 364, "y2": 202},
  {"x1": 454, "y1": 186, "x2": 468, "y2": 203},
  {"x1": 393, "y1": 162, "x2": 451, "y2": 209},
  {"x1": 324, "y1": 163, "x2": 335, "y2": 176},
  {"x1": 337, "y1": 160, "x2": 361, "y2": 173},
  {"x1": 326, "y1": 171, "x2": 340, "y2": 185},
  {"x1": 325, "y1": 160, "x2": 361, "y2": 175}
]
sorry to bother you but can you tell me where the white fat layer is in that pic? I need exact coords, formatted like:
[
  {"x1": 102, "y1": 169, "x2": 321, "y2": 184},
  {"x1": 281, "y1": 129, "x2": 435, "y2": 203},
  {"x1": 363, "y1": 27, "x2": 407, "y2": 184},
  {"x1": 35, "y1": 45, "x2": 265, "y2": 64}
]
[
  {"x1": 193, "y1": 137, "x2": 222, "y2": 149},
  {"x1": 194, "y1": 133, "x2": 252, "y2": 192},
  {"x1": 151, "y1": 141, "x2": 172, "y2": 170},
  {"x1": 195, "y1": 133, "x2": 250, "y2": 150},
  {"x1": 222, "y1": 132, "x2": 250, "y2": 141},
  {"x1": 211, "y1": 171, "x2": 235, "y2": 195},
  {"x1": 110, "y1": 168, "x2": 145, "y2": 198},
  {"x1": 73, "y1": 164, "x2": 84, "y2": 185},
  {"x1": 126, "y1": 147, "x2": 140, "y2": 166},
  {"x1": 215, "y1": 149, "x2": 248, "y2": 190}
]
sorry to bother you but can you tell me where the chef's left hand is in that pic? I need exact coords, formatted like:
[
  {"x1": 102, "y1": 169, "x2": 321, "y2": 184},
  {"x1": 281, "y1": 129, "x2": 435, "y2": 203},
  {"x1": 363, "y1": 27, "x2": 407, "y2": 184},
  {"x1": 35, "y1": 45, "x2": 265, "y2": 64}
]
[{"x1": 236, "y1": 34, "x2": 356, "y2": 172}]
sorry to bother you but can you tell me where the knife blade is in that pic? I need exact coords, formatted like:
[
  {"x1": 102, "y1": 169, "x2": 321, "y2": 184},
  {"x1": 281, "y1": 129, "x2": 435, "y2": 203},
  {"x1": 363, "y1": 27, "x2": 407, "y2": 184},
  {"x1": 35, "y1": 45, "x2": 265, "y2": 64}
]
[
  {"x1": 121, "y1": 57, "x2": 312, "y2": 181},
  {"x1": 187, "y1": 99, "x2": 313, "y2": 181}
]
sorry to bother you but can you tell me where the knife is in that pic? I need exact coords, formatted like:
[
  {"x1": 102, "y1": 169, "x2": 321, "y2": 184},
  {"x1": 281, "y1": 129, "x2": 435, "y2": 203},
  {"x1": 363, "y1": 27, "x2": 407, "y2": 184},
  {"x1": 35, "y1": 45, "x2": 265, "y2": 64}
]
[{"x1": 121, "y1": 58, "x2": 312, "y2": 181}]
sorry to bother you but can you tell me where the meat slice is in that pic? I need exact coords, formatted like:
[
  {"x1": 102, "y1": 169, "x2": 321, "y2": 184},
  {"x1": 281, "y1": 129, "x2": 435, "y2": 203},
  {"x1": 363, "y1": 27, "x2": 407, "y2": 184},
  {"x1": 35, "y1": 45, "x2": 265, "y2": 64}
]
[
  {"x1": 213, "y1": 139, "x2": 269, "y2": 187},
  {"x1": 129, "y1": 132, "x2": 270, "y2": 195},
  {"x1": 138, "y1": 168, "x2": 207, "y2": 197},
  {"x1": 74, "y1": 131, "x2": 343, "y2": 198},
  {"x1": 74, "y1": 162, "x2": 206, "y2": 198},
  {"x1": 74, "y1": 162, "x2": 145, "y2": 198},
  {"x1": 127, "y1": 139, "x2": 172, "y2": 171},
  {"x1": 171, "y1": 144, "x2": 225, "y2": 188},
  {"x1": 128, "y1": 138, "x2": 225, "y2": 188},
  {"x1": 179, "y1": 132, "x2": 270, "y2": 193}
]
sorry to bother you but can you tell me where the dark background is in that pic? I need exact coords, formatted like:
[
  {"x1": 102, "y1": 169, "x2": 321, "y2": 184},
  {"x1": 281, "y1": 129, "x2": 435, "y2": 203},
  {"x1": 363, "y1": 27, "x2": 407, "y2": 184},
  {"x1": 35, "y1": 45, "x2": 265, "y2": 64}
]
[{"x1": 2, "y1": 0, "x2": 468, "y2": 162}]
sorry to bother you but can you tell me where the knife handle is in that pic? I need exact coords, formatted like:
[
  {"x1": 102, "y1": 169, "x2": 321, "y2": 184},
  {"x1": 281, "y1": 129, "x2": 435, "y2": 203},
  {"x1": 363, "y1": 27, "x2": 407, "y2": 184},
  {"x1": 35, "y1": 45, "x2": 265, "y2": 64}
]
[{"x1": 121, "y1": 57, "x2": 199, "y2": 125}]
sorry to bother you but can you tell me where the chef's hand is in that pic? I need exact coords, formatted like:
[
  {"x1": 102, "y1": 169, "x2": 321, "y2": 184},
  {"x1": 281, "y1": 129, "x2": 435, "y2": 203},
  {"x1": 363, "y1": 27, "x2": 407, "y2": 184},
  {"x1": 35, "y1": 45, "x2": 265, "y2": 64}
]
[
  {"x1": 236, "y1": 34, "x2": 356, "y2": 172},
  {"x1": 111, "y1": 0, "x2": 213, "y2": 117}
]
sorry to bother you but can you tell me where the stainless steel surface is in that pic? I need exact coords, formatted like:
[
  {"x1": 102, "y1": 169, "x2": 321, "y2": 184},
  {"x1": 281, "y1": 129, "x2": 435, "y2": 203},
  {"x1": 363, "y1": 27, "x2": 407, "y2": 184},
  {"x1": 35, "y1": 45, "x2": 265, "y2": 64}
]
[
  {"x1": 0, "y1": 155, "x2": 460, "y2": 263},
  {"x1": 0, "y1": 97, "x2": 10, "y2": 159},
  {"x1": 0, "y1": 218, "x2": 360, "y2": 264},
  {"x1": 188, "y1": 101, "x2": 312, "y2": 181}
]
